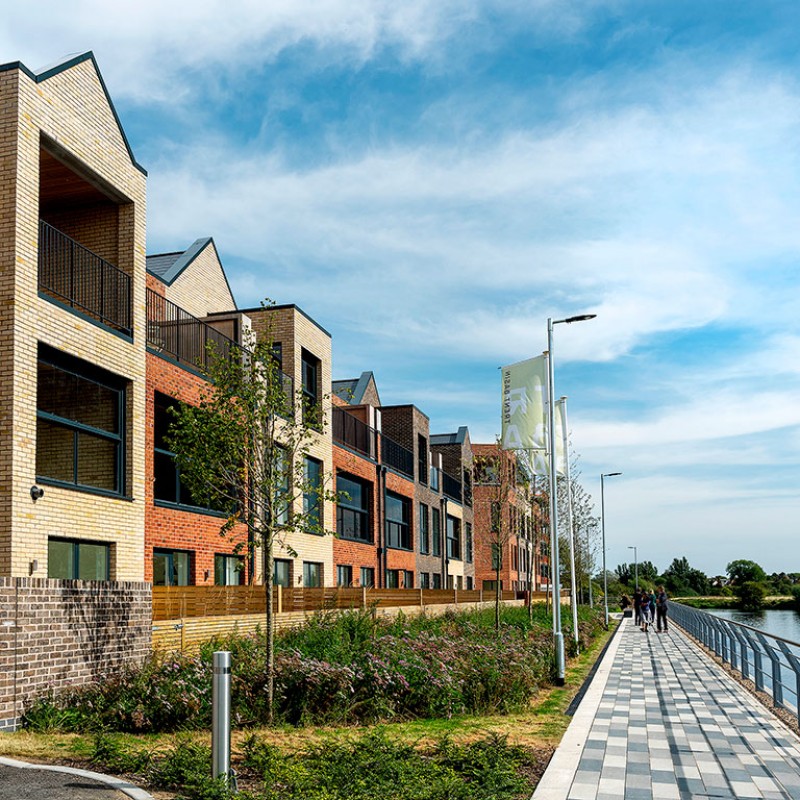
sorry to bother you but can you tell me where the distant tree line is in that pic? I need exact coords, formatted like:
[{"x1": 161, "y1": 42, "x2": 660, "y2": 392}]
[{"x1": 608, "y1": 556, "x2": 800, "y2": 611}]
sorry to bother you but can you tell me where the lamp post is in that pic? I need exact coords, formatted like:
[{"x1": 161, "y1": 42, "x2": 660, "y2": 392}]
[
  {"x1": 628, "y1": 545, "x2": 638, "y2": 590},
  {"x1": 600, "y1": 471, "x2": 622, "y2": 628},
  {"x1": 547, "y1": 313, "x2": 596, "y2": 685}
]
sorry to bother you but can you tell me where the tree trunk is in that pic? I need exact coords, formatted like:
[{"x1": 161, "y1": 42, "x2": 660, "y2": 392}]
[
  {"x1": 263, "y1": 530, "x2": 275, "y2": 725},
  {"x1": 495, "y1": 547, "x2": 501, "y2": 631}
]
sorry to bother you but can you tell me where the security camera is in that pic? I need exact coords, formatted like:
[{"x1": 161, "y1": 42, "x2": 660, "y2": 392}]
[{"x1": 30, "y1": 485, "x2": 44, "y2": 501}]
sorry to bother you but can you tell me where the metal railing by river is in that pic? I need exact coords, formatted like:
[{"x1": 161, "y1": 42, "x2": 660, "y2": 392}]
[{"x1": 671, "y1": 602, "x2": 800, "y2": 725}]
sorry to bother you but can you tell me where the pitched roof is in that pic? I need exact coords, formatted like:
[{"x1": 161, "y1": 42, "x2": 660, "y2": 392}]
[
  {"x1": 147, "y1": 237, "x2": 217, "y2": 285},
  {"x1": 431, "y1": 426, "x2": 470, "y2": 446},
  {"x1": 332, "y1": 371, "x2": 376, "y2": 405},
  {"x1": 0, "y1": 51, "x2": 146, "y2": 175}
]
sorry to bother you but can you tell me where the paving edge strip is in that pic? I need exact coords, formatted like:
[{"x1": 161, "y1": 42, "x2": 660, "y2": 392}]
[
  {"x1": 0, "y1": 756, "x2": 156, "y2": 800},
  {"x1": 530, "y1": 618, "x2": 628, "y2": 800}
]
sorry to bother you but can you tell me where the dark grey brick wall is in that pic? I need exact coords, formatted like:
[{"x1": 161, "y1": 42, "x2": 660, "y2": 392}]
[{"x1": 0, "y1": 578, "x2": 151, "y2": 730}]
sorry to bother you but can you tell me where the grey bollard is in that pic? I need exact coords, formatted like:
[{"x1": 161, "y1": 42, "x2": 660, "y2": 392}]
[{"x1": 212, "y1": 651, "x2": 232, "y2": 783}]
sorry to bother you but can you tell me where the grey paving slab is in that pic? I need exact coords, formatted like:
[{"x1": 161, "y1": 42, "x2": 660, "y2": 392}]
[{"x1": 532, "y1": 619, "x2": 800, "y2": 800}]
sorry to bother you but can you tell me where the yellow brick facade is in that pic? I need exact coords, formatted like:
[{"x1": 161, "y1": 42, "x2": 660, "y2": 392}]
[
  {"x1": 247, "y1": 305, "x2": 335, "y2": 586},
  {"x1": 164, "y1": 241, "x2": 235, "y2": 318},
  {"x1": 0, "y1": 56, "x2": 146, "y2": 580}
]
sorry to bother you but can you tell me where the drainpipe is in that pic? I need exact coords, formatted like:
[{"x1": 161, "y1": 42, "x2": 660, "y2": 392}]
[
  {"x1": 442, "y1": 496, "x2": 449, "y2": 588},
  {"x1": 377, "y1": 463, "x2": 387, "y2": 588}
]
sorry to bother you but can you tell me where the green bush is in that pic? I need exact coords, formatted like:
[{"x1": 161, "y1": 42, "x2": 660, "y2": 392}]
[
  {"x1": 23, "y1": 606, "x2": 606, "y2": 734},
  {"x1": 736, "y1": 581, "x2": 767, "y2": 611}
]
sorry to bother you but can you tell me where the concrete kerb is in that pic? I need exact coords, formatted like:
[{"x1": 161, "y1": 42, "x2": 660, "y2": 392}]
[
  {"x1": 531, "y1": 617, "x2": 627, "y2": 800},
  {"x1": 0, "y1": 756, "x2": 155, "y2": 800}
]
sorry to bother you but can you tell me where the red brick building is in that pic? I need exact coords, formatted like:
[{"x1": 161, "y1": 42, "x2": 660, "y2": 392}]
[{"x1": 471, "y1": 443, "x2": 549, "y2": 592}]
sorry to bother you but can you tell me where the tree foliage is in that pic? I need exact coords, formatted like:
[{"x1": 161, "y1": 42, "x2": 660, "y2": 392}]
[
  {"x1": 726, "y1": 560, "x2": 766, "y2": 585},
  {"x1": 165, "y1": 303, "x2": 338, "y2": 721}
]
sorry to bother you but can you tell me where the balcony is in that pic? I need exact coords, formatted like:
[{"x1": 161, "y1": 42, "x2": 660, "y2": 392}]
[
  {"x1": 380, "y1": 434, "x2": 414, "y2": 478},
  {"x1": 146, "y1": 289, "x2": 294, "y2": 405},
  {"x1": 332, "y1": 407, "x2": 377, "y2": 459},
  {"x1": 442, "y1": 471, "x2": 463, "y2": 503},
  {"x1": 38, "y1": 220, "x2": 132, "y2": 337}
]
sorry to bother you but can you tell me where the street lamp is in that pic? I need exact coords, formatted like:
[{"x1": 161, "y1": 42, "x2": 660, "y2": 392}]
[
  {"x1": 628, "y1": 545, "x2": 638, "y2": 590},
  {"x1": 600, "y1": 471, "x2": 622, "y2": 628},
  {"x1": 547, "y1": 313, "x2": 596, "y2": 685}
]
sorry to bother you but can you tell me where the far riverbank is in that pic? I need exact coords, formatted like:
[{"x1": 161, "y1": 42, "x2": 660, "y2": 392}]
[{"x1": 674, "y1": 595, "x2": 796, "y2": 610}]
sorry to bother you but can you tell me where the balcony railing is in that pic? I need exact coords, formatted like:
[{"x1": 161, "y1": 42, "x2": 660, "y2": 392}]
[
  {"x1": 146, "y1": 290, "x2": 294, "y2": 407},
  {"x1": 38, "y1": 220, "x2": 132, "y2": 337},
  {"x1": 380, "y1": 434, "x2": 414, "y2": 478},
  {"x1": 147, "y1": 289, "x2": 237, "y2": 370},
  {"x1": 442, "y1": 471, "x2": 462, "y2": 502},
  {"x1": 332, "y1": 407, "x2": 377, "y2": 459}
]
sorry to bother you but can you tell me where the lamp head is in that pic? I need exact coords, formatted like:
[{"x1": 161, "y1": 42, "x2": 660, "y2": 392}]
[{"x1": 564, "y1": 314, "x2": 597, "y2": 323}]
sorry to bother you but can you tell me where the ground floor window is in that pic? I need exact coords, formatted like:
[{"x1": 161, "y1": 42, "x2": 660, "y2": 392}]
[
  {"x1": 386, "y1": 569, "x2": 399, "y2": 588},
  {"x1": 432, "y1": 573, "x2": 442, "y2": 589},
  {"x1": 337, "y1": 564, "x2": 353, "y2": 587},
  {"x1": 360, "y1": 566, "x2": 375, "y2": 588},
  {"x1": 153, "y1": 549, "x2": 191, "y2": 586},
  {"x1": 466, "y1": 576, "x2": 474, "y2": 590},
  {"x1": 48, "y1": 537, "x2": 110, "y2": 581},
  {"x1": 403, "y1": 570, "x2": 414, "y2": 589},
  {"x1": 419, "y1": 572, "x2": 430, "y2": 589},
  {"x1": 483, "y1": 579, "x2": 502, "y2": 591},
  {"x1": 303, "y1": 561, "x2": 323, "y2": 587},
  {"x1": 274, "y1": 558, "x2": 291, "y2": 587},
  {"x1": 215, "y1": 554, "x2": 244, "y2": 586}
]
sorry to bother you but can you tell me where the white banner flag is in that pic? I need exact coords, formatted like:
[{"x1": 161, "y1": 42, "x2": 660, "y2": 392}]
[{"x1": 500, "y1": 356, "x2": 547, "y2": 451}]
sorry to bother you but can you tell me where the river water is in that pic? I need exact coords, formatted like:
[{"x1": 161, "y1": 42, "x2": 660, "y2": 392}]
[{"x1": 710, "y1": 608, "x2": 800, "y2": 644}]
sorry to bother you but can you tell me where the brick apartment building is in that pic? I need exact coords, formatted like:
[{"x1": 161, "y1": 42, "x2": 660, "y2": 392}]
[
  {"x1": 333, "y1": 379, "x2": 476, "y2": 591},
  {"x1": 472, "y1": 443, "x2": 549, "y2": 593}
]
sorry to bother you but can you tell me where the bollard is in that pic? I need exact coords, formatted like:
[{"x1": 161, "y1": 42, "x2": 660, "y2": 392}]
[{"x1": 212, "y1": 651, "x2": 232, "y2": 783}]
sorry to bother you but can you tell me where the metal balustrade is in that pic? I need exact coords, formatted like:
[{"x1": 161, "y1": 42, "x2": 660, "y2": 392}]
[
  {"x1": 442, "y1": 470, "x2": 462, "y2": 502},
  {"x1": 332, "y1": 407, "x2": 377, "y2": 458},
  {"x1": 380, "y1": 434, "x2": 414, "y2": 477},
  {"x1": 38, "y1": 220, "x2": 132, "y2": 336},
  {"x1": 671, "y1": 602, "x2": 800, "y2": 724}
]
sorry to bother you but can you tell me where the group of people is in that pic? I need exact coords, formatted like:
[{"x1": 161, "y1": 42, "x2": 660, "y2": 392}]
[{"x1": 620, "y1": 586, "x2": 669, "y2": 632}]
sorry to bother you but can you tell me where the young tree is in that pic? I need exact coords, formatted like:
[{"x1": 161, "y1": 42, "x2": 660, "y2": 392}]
[
  {"x1": 165, "y1": 307, "x2": 337, "y2": 723},
  {"x1": 474, "y1": 444, "x2": 529, "y2": 630}
]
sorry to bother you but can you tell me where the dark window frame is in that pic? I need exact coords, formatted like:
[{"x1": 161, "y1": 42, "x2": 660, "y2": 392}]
[
  {"x1": 153, "y1": 547, "x2": 192, "y2": 586},
  {"x1": 214, "y1": 553, "x2": 245, "y2": 586},
  {"x1": 419, "y1": 502, "x2": 429, "y2": 554},
  {"x1": 303, "y1": 455, "x2": 323, "y2": 531},
  {"x1": 446, "y1": 515, "x2": 461, "y2": 560},
  {"x1": 301, "y1": 348, "x2": 322, "y2": 429},
  {"x1": 336, "y1": 473, "x2": 371, "y2": 542},
  {"x1": 48, "y1": 536, "x2": 110, "y2": 581},
  {"x1": 36, "y1": 347, "x2": 126, "y2": 497},
  {"x1": 153, "y1": 392, "x2": 229, "y2": 516},
  {"x1": 431, "y1": 507, "x2": 441, "y2": 556},
  {"x1": 385, "y1": 490, "x2": 412, "y2": 550}
]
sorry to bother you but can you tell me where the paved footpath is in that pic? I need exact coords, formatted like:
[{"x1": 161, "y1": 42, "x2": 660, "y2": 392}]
[{"x1": 534, "y1": 617, "x2": 800, "y2": 800}]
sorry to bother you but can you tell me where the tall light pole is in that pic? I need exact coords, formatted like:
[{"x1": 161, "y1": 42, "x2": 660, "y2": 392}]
[
  {"x1": 628, "y1": 545, "x2": 638, "y2": 590},
  {"x1": 600, "y1": 471, "x2": 622, "y2": 628},
  {"x1": 547, "y1": 313, "x2": 596, "y2": 685}
]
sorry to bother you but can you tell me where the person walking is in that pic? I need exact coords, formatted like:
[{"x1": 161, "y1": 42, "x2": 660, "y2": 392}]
[
  {"x1": 656, "y1": 585, "x2": 669, "y2": 632},
  {"x1": 640, "y1": 588, "x2": 651, "y2": 631}
]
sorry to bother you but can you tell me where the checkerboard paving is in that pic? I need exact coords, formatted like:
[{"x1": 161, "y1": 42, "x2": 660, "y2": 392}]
[{"x1": 564, "y1": 619, "x2": 800, "y2": 800}]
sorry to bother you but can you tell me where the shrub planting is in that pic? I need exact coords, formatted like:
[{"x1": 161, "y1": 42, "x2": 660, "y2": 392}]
[{"x1": 23, "y1": 605, "x2": 604, "y2": 733}]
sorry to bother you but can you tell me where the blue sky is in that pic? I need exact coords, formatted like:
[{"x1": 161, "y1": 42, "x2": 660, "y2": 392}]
[{"x1": 6, "y1": 0, "x2": 800, "y2": 576}]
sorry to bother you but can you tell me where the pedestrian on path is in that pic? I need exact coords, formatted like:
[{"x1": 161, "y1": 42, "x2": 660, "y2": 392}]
[
  {"x1": 656, "y1": 584, "x2": 669, "y2": 632},
  {"x1": 640, "y1": 588, "x2": 652, "y2": 631},
  {"x1": 633, "y1": 587, "x2": 642, "y2": 625}
]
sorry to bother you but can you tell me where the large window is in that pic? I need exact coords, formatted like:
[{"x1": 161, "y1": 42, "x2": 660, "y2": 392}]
[
  {"x1": 153, "y1": 549, "x2": 191, "y2": 586},
  {"x1": 465, "y1": 522, "x2": 473, "y2": 563},
  {"x1": 419, "y1": 503, "x2": 429, "y2": 554},
  {"x1": 274, "y1": 559, "x2": 291, "y2": 587},
  {"x1": 336, "y1": 474, "x2": 370, "y2": 542},
  {"x1": 403, "y1": 570, "x2": 414, "y2": 589},
  {"x1": 215, "y1": 554, "x2": 244, "y2": 586},
  {"x1": 303, "y1": 561, "x2": 323, "y2": 587},
  {"x1": 419, "y1": 572, "x2": 430, "y2": 589},
  {"x1": 337, "y1": 564, "x2": 353, "y2": 587},
  {"x1": 432, "y1": 573, "x2": 442, "y2": 589},
  {"x1": 154, "y1": 393, "x2": 227, "y2": 513},
  {"x1": 272, "y1": 445, "x2": 290, "y2": 526},
  {"x1": 360, "y1": 566, "x2": 375, "y2": 588},
  {"x1": 303, "y1": 456, "x2": 322, "y2": 530},
  {"x1": 446, "y1": 516, "x2": 461, "y2": 560},
  {"x1": 48, "y1": 538, "x2": 110, "y2": 581},
  {"x1": 432, "y1": 508, "x2": 441, "y2": 556},
  {"x1": 417, "y1": 434, "x2": 428, "y2": 484},
  {"x1": 386, "y1": 569, "x2": 399, "y2": 588},
  {"x1": 385, "y1": 491, "x2": 411, "y2": 550},
  {"x1": 37, "y1": 346, "x2": 125, "y2": 495},
  {"x1": 301, "y1": 348, "x2": 321, "y2": 428}
]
